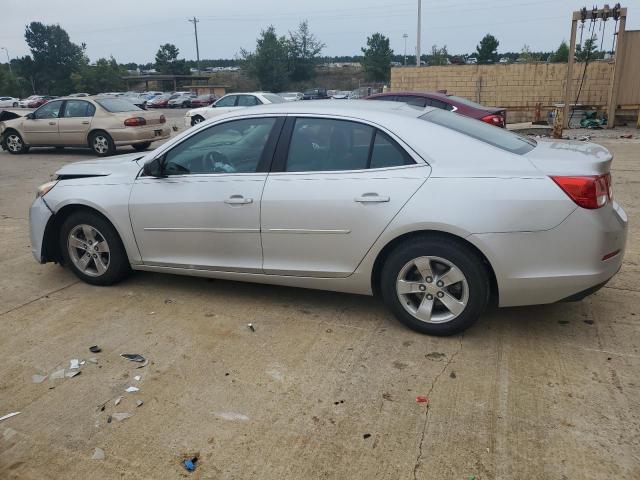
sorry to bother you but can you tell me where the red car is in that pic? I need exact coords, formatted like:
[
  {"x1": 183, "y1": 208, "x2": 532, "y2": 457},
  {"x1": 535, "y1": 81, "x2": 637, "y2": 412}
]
[
  {"x1": 366, "y1": 91, "x2": 507, "y2": 127},
  {"x1": 147, "y1": 94, "x2": 172, "y2": 108},
  {"x1": 190, "y1": 94, "x2": 219, "y2": 108},
  {"x1": 27, "y1": 95, "x2": 56, "y2": 109}
]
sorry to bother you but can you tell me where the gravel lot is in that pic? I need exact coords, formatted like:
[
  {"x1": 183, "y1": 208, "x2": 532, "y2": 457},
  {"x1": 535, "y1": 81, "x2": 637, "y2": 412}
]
[{"x1": 0, "y1": 123, "x2": 639, "y2": 479}]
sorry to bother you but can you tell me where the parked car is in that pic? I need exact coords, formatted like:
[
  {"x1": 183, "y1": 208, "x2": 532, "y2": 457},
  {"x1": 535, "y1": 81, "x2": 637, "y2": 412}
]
[
  {"x1": 466, "y1": 57, "x2": 478, "y2": 64},
  {"x1": 146, "y1": 94, "x2": 172, "y2": 108},
  {"x1": 279, "y1": 92, "x2": 303, "y2": 102},
  {"x1": 302, "y1": 88, "x2": 329, "y2": 100},
  {"x1": 27, "y1": 101, "x2": 627, "y2": 336},
  {"x1": 184, "y1": 92, "x2": 285, "y2": 127},
  {"x1": 19, "y1": 95, "x2": 40, "y2": 108},
  {"x1": 190, "y1": 94, "x2": 219, "y2": 108},
  {"x1": 23, "y1": 96, "x2": 56, "y2": 109},
  {"x1": 0, "y1": 96, "x2": 169, "y2": 156},
  {"x1": 167, "y1": 93, "x2": 197, "y2": 108},
  {"x1": 0, "y1": 96, "x2": 20, "y2": 108},
  {"x1": 331, "y1": 91, "x2": 352, "y2": 100},
  {"x1": 366, "y1": 91, "x2": 507, "y2": 127},
  {"x1": 68, "y1": 93, "x2": 91, "y2": 97}
]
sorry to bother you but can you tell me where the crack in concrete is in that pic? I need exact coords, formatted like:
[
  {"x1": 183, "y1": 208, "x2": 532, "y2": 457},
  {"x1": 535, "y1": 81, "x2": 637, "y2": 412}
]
[
  {"x1": 413, "y1": 334, "x2": 464, "y2": 480},
  {"x1": 0, "y1": 281, "x2": 79, "y2": 317},
  {"x1": 604, "y1": 285, "x2": 640, "y2": 294}
]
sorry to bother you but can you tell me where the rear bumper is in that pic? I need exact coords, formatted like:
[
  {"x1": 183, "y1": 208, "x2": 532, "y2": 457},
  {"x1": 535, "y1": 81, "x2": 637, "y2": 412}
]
[
  {"x1": 29, "y1": 196, "x2": 53, "y2": 264},
  {"x1": 111, "y1": 126, "x2": 170, "y2": 145},
  {"x1": 471, "y1": 202, "x2": 628, "y2": 307}
]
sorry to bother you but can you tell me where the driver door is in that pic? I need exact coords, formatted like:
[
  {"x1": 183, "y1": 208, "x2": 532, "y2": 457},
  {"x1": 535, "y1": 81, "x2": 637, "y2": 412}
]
[
  {"x1": 129, "y1": 116, "x2": 283, "y2": 272},
  {"x1": 21, "y1": 100, "x2": 64, "y2": 145}
]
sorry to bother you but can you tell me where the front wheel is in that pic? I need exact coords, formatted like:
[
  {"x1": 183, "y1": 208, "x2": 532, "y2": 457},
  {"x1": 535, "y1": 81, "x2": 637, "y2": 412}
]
[
  {"x1": 132, "y1": 142, "x2": 151, "y2": 152},
  {"x1": 3, "y1": 131, "x2": 29, "y2": 154},
  {"x1": 59, "y1": 211, "x2": 130, "y2": 286},
  {"x1": 12, "y1": 102, "x2": 18, "y2": 108},
  {"x1": 380, "y1": 236, "x2": 489, "y2": 336},
  {"x1": 191, "y1": 115, "x2": 205, "y2": 126},
  {"x1": 89, "y1": 131, "x2": 116, "y2": 157}
]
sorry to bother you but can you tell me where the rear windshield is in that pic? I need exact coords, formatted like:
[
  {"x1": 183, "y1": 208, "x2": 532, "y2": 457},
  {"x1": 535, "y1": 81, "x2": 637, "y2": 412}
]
[
  {"x1": 262, "y1": 93, "x2": 285, "y2": 104},
  {"x1": 96, "y1": 98, "x2": 142, "y2": 113},
  {"x1": 445, "y1": 95, "x2": 489, "y2": 109},
  {"x1": 420, "y1": 109, "x2": 536, "y2": 155}
]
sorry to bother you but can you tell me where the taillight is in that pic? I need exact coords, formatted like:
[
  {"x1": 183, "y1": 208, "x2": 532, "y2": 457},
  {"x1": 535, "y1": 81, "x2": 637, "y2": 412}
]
[
  {"x1": 550, "y1": 174, "x2": 612, "y2": 209},
  {"x1": 480, "y1": 114, "x2": 504, "y2": 127},
  {"x1": 159, "y1": 115, "x2": 166, "y2": 124},
  {"x1": 124, "y1": 117, "x2": 147, "y2": 127}
]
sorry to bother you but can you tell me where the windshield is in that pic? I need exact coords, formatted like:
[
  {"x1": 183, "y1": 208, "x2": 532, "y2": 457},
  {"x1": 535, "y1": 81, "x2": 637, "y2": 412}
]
[
  {"x1": 262, "y1": 93, "x2": 285, "y2": 104},
  {"x1": 96, "y1": 98, "x2": 142, "y2": 113},
  {"x1": 420, "y1": 109, "x2": 536, "y2": 155}
]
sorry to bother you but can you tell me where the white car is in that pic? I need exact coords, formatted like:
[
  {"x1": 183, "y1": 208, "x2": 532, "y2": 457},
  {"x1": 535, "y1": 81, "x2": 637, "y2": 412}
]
[
  {"x1": 0, "y1": 96, "x2": 20, "y2": 108},
  {"x1": 19, "y1": 95, "x2": 39, "y2": 108},
  {"x1": 28, "y1": 101, "x2": 627, "y2": 336},
  {"x1": 279, "y1": 92, "x2": 304, "y2": 102},
  {"x1": 168, "y1": 93, "x2": 196, "y2": 108},
  {"x1": 184, "y1": 92, "x2": 286, "y2": 127}
]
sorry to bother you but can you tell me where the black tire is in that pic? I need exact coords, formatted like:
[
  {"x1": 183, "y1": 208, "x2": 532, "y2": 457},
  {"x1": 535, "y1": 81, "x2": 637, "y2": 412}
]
[
  {"x1": 3, "y1": 130, "x2": 29, "y2": 154},
  {"x1": 59, "y1": 210, "x2": 130, "y2": 286},
  {"x1": 12, "y1": 102, "x2": 18, "y2": 108},
  {"x1": 191, "y1": 115, "x2": 205, "y2": 126},
  {"x1": 182, "y1": 101, "x2": 189, "y2": 108},
  {"x1": 132, "y1": 142, "x2": 151, "y2": 152},
  {"x1": 89, "y1": 131, "x2": 116, "y2": 157},
  {"x1": 55, "y1": 146, "x2": 65, "y2": 150},
  {"x1": 380, "y1": 236, "x2": 489, "y2": 336}
]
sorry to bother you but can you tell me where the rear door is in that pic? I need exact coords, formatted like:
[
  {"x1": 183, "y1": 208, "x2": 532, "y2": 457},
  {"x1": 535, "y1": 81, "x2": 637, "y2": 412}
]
[
  {"x1": 260, "y1": 116, "x2": 431, "y2": 277},
  {"x1": 58, "y1": 100, "x2": 96, "y2": 146},
  {"x1": 21, "y1": 100, "x2": 64, "y2": 145}
]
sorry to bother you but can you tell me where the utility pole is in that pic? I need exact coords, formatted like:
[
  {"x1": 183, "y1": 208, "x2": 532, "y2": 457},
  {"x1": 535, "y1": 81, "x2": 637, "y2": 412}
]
[
  {"x1": 188, "y1": 17, "x2": 201, "y2": 74},
  {"x1": 1, "y1": 47, "x2": 12, "y2": 76},
  {"x1": 416, "y1": 0, "x2": 422, "y2": 66},
  {"x1": 403, "y1": 34, "x2": 408, "y2": 65}
]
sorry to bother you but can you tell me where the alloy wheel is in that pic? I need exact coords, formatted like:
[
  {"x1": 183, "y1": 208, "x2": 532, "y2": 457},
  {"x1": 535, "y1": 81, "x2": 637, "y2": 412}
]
[
  {"x1": 67, "y1": 224, "x2": 110, "y2": 277},
  {"x1": 396, "y1": 256, "x2": 469, "y2": 324},
  {"x1": 6, "y1": 134, "x2": 23, "y2": 153},
  {"x1": 93, "y1": 135, "x2": 109, "y2": 154}
]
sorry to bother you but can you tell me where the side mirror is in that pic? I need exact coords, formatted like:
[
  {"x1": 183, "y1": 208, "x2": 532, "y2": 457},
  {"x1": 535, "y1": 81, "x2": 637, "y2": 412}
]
[
  {"x1": 26, "y1": 112, "x2": 35, "y2": 120},
  {"x1": 142, "y1": 157, "x2": 164, "y2": 178}
]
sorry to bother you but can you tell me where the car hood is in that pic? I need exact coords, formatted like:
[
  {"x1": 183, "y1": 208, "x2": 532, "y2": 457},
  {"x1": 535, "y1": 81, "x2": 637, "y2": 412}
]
[
  {"x1": 55, "y1": 152, "x2": 144, "y2": 177},
  {"x1": 524, "y1": 139, "x2": 612, "y2": 176}
]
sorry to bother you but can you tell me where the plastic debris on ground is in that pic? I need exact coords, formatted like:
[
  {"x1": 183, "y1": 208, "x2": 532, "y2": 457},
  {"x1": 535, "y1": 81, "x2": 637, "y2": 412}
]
[
  {"x1": 0, "y1": 412, "x2": 21, "y2": 422},
  {"x1": 120, "y1": 353, "x2": 148, "y2": 368},
  {"x1": 136, "y1": 400, "x2": 144, "y2": 407},
  {"x1": 416, "y1": 395, "x2": 429, "y2": 404},
  {"x1": 92, "y1": 447, "x2": 105, "y2": 460},
  {"x1": 87, "y1": 358, "x2": 98, "y2": 364},
  {"x1": 111, "y1": 413, "x2": 133, "y2": 422},
  {"x1": 65, "y1": 371, "x2": 81, "y2": 378},
  {"x1": 134, "y1": 375, "x2": 141, "y2": 381},
  {"x1": 125, "y1": 386, "x2": 139, "y2": 393},
  {"x1": 3, "y1": 427, "x2": 18, "y2": 441},
  {"x1": 50, "y1": 369, "x2": 65, "y2": 380},
  {"x1": 214, "y1": 411, "x2": 250, "y2": 421},
  {"x1": 248, "y1": 323, "x2": 255, "y2": 332},
  {"x1": 181, "y1": 452, "x2": 200, "y2": 472},
  {"x1": 32, "y1": 374, "x2": 47, "y2": 384},
  {"x1": 89, "y1": 345, "x2": 102, "y2": 353},
  {"x1": 114, "y1": 396, "x2": 123, "y2": 406},
  {"x1": 69, "y1": 359, "x2": 80, "y2": 369}
]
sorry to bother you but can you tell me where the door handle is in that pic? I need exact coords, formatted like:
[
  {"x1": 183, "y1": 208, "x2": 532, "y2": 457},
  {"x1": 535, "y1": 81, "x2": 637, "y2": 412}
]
[
  {"x1": 48, "y1": 121, "x2": 56, "y2": 125},
  {"x1": 224, "y1": 195, "x2": 253, "y2": 205},
  {"x1": 82, "y1": 121, "x2": 90, "y2": 125},
  {"x1": 355, "y1": 193, "x2": 390, "y2": 203}
]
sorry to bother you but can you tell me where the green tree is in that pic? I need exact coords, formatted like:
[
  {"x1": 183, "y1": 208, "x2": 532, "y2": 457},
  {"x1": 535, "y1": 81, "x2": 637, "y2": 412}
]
[
  {"x1": 288, "y1": 20, "x2": 325, "y2": 82},
  {"x1": 361, "y1": 33, "x2": 393, "y2": 82},
  {"x1": 0, "y1": 64, "x2": 22, "y2": 97},
  {"x1": 518, "y1": 44, "x2": 540, "y2": 63},
  {"x1": 550, "y1": 41, "x2": 569, "y2": 62},
  {"x1": 242, "y1": 26, "x2": 290, "y2": 92},
  {"x1": 155, "y1": 43, "x2": 189, "y2": 75},
  {"x1": 71, "y1": 57, "x2": 126, "y2": 94},
  {"x1": 476, "y1": 34, "x2": 499, "y2": 64},
  {"x1": 24, "y1": 22, "x2": 85, "y2": 94},
  {"x1": 576, "y1": 36, "x2": 598, "y2": 62},
  {"x1": 429, "y1": 44, "x2": 449, "y2": 66}
]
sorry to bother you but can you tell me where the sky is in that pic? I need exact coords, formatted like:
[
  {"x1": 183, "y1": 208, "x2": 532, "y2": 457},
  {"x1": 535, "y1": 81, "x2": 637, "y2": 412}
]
[{"x1": 1, "y1": 0, "x2": 640, "y2": 63}]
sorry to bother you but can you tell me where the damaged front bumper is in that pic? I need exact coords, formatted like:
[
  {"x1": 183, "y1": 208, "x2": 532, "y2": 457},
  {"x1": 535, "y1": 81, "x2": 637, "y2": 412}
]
[{"x1": 29, "y1": 196, "x2": 53, "y2": 263}]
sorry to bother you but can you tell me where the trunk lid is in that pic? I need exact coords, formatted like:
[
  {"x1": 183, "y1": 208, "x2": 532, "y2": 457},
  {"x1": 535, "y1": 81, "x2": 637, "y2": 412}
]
[{"x1": 524, "y1": 139, "x2": 612, "y2": 176}]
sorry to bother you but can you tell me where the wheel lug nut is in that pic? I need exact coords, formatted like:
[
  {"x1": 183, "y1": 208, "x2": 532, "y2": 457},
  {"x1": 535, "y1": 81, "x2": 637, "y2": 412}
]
[
  {"x1": 92, "y1": 254, "x2": 97, "y2": 258},
  {"x1": 426, "y1": 277, "x2": 433, "y2": 283},
  {"x1": 437, "y1": 281, "x2": 444, "y2": 287},
  {"x1": 437, "y1": 291, "x2": 444, "y2": 298},
  {"x1": 419, "y1": 285, "x2": 426, "y2": 291},
  {"x1": 426, "y1": 294, "x2": 433, "y2": 300}
]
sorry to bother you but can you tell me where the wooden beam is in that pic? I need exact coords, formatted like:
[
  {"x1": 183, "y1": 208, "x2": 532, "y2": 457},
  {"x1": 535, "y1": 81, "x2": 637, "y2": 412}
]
[
  {"x1": 606, "y1": 13, "x2": 627, "y2": 129},
  {"x1": 562, "y1": 19, "x2": 578, "y2": 128}
]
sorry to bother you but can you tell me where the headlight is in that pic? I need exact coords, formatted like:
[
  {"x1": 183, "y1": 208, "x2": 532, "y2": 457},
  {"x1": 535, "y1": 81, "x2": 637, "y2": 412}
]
[
  {"x1": 36, "y1": 180, "x2": 58, "y2": 198},
  {"x1": 185, "y1": 111, "x2": 192, "y2": 117}
]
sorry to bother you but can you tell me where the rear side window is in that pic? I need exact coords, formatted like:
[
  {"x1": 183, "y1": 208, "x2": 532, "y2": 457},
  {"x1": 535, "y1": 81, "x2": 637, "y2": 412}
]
[
  {"x1": 95, "y1": 98, "x2": 141, "y2": 113},
  {"x1": 285, "y1": 118, "x2": 415, "y2": 172},
  {"x1": 238, "y1": 95, "x2": 260, "y2": 107},
  {"x1": 63, "y1": 100, "x2": 96, "y2": 118},
  {"x1": 421, "y1": 109, "x2": 536, "y2": 154},
  {"x1": 403, "y1": 96, "x2": 427, "y2": 108}
]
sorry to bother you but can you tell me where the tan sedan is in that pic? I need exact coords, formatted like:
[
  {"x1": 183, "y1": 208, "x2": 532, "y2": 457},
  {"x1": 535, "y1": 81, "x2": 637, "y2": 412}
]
[{"x1": 0, "y1": 96, "x2": 170, "y2": 156}]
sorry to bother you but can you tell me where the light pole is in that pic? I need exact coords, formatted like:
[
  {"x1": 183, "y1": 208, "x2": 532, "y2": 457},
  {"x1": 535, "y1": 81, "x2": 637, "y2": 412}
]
[
  {"x1": 188, "y1": 17, "x2": 201, "y2": 74},
  {"x1": 1, "y1": 47, "x2": 12, "y2": 76},
  {"x1": 403, "y1": 34, "x2": 408, "y2": 65},
  {"x1": 416, "y1": 0, "x2": 422, "y2": 66}
]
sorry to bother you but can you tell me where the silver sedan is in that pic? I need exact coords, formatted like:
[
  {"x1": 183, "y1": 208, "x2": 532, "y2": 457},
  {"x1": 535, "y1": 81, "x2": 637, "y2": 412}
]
[{"x1": 28, "y1": 101, "x2": 627, "y2": 335}]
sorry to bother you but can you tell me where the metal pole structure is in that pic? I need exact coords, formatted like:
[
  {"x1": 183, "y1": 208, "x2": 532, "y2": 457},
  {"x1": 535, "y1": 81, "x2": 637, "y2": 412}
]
[
  {"x1": 1, "y1": 47, "x2": 12, "y2": 76},
  {"x1": 403, "y1": 34, "x2": 408, "y2": 66},
  {"x1": 416, "y1": 0, "x2": 422, "y2": 66},
  {"x1": 606, "y1": 8, "x2": 627, "y2": 129},
  {"x1": 188, "y1": 17, "x2": 201, "y2": 74},
  {"x1": 562, "y1": 16, "x2": 578, "y2": 129}
]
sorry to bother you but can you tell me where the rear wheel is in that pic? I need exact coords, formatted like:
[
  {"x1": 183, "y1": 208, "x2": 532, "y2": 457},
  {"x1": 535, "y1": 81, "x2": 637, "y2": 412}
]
[
  {"x1": 12, "y1": 102, "x2": 18, "y2": 108},
  {"x1": 4, "y1": 131, "x2": 29, "y2": 154},
  {"x1": 59, "y1": 211, "x2": 130, "y2": 286},
  {"x1": 132, "y1": 142, "x2": 151, "y2": 152},
  {"x1": 380, "y1": 236, "x2": 489, "y2": 336},
  {"x1": 191, "y1": 115, "x2": 205, "y2": 126},
  {"x1": 89, "y1": 131, "x2": 115, "y2": 157}
]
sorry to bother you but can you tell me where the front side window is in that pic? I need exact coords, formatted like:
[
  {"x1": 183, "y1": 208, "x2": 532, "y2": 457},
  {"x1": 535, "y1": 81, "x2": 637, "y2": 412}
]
[
  {"x1": 34, "y1": 101, "x2": 63, "y2": 119},
  {"x1": 421, "y1": 109, "x2": 536, "y2": 155},
  {"x1": 215, "y1": 95, "x2": 236, "y2": 107},
  {"x1": 63, "y1": 100, "x2": 96, "y2": 118},
  {"x1": 163, "y1": 117, "x2": 277, "y2": 175},
  {"x1": 237, "y1": 95, "x2": 261, "y2": 107},
  {"x1": 285, "y1": 118, "x2": 415, "y2": 172}
]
